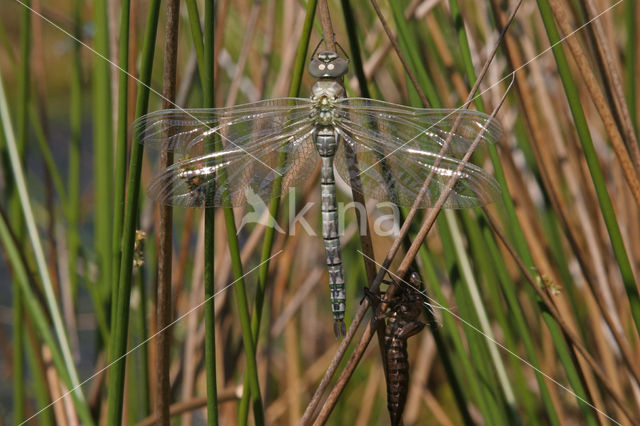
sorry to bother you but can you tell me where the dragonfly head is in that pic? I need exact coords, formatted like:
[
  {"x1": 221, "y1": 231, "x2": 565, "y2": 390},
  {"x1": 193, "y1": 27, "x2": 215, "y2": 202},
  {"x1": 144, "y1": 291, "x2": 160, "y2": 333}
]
[{"x1": 309, "y1": 50, "x2": 349, "y2": 79}]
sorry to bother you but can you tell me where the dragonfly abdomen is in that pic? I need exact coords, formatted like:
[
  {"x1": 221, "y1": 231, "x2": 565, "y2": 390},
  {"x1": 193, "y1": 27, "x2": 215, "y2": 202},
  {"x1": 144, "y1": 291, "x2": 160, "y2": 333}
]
[
  {"x1": 380, "y1": 273, "x2": 426, "y2": 426},
  {"x1": 314, "y1": 125, "x2": 346, "y2": 337},
  {"x1": 385, "y1": 316, "x2": 411, "y2": 426}
]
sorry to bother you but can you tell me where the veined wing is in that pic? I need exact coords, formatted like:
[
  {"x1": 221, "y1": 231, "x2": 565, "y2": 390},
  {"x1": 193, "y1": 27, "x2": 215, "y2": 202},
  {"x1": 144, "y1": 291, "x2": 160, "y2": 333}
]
[
  {"x1": 133, "y1": 98, "x2": 314, "y2": 155},
  {"x1": 333, "y1": 98, "x2": 502, "y2": 209},
  {"x1": 134, "y1": 99, "x2": 318, "y2": 207}
]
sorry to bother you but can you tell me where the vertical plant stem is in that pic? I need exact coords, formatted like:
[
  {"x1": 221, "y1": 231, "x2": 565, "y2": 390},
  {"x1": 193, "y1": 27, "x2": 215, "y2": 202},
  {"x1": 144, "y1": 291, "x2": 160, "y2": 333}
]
[
  {"x1": 111, "y1": 0, "x2": 131, "y2": 328},
  {"x1": 93, "y1": 0, "x2": 114, "y2": 320},
  {"x1": 213, "y1": 79, "x2": 266, "y2": 426},
  {"x1": 13, "y1": 265, "x2": 24, "y2": 424},
  {"x1": 340, "y1": 0, "x2": 369, "y2": 98},
  {"x1": 156, "y1": 0, "x2": 180, "y2": 423},
  {"x1": 106, "y1": 0, "x2": 161, "y2": 423},
  {"x1": 184, "y1": 0, "x2": 205, "y2": 81},
  {"x1": 318, "y1": 0, "x2": 336, "y2": 51},
  {"x1": 12, "y1": 1, "x2": 31, "y2": 422},
  {"x1": 23, "y1": 321, "x2": 54, "y2": 426},
  {"x1": 202, "y1": 0, "x2": 219, "y2": 424},
  {"x1": 625, "y1": 0, "x2": 637, "y2": 133},
  {"x1": 67, "y1": 0, "x2": 82, "y2": 303},
  {"x1": 128, "y1": 268, "x2": 151, "y2": 423}
]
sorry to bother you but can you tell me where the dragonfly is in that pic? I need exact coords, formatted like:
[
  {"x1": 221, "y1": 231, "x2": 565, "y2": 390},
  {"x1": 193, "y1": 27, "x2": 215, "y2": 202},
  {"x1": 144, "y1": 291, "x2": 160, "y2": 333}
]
[
  {"x1": 134, "y1": 45, "x2": 502, "y2": 338},
  {"x1": 364, "y1": 272, "x2": 428, "y2": 426}
]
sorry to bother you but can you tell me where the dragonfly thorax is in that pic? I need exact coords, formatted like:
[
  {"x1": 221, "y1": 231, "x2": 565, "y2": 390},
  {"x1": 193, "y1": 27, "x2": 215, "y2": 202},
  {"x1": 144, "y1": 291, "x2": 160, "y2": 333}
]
[{"x1": 311, "y1": 81, "x2": 343, "y2": 125}]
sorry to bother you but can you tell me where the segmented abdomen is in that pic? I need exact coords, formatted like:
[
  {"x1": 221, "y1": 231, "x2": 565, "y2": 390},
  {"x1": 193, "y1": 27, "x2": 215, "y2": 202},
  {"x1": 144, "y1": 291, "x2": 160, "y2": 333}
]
[
  {"x1": 380, "y1": 273, "x2": 426, "y2": 426},
  {"x1": 385, "y1": 316, "x2": 411, "y2": 426},
  {"x1": 314, "y1": 125, "x2": 346, "y2": 337}
]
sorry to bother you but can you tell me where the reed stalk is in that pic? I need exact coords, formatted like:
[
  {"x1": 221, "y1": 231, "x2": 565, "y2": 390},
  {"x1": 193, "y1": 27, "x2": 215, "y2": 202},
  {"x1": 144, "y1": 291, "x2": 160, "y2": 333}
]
[
  {"x1": 106, "y1": 0, "x2": 161, "y2": 423},
  {"x1": 202, "y1": 0, "x2": 220, "y2": 424}
]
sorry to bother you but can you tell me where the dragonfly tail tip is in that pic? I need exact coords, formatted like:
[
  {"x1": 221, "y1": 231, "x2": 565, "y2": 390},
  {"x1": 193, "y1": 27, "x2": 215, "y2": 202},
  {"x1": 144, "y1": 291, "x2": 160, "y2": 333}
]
[{"x1": 333, "y1": 320, "x2": 347, "y2": 339}]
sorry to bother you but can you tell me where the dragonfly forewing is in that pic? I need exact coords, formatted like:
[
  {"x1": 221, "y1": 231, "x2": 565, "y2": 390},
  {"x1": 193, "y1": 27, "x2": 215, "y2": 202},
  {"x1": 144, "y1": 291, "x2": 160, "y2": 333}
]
[
  {"x1": 134, "y1": 99, "x2": 315, "y2": 154},
  {"x1": 333, "y1": 99, "x2": 502, "y2": 208},
  {"x1": 335, "y1": 98, "x2": 502, "y2": 156},
  {"x1": 135, "y1": 102, "x2": 319, "y2": 207}
]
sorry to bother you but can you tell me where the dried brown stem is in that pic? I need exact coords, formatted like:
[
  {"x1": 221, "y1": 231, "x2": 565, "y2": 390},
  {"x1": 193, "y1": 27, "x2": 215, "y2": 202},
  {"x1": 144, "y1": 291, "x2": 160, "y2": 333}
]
[
  {"x1": 318, "y1": 0, "x2": 337, "y2": 52},
  {"x1": 155, "y1": 0, "x2": 180, "y2": 423}
]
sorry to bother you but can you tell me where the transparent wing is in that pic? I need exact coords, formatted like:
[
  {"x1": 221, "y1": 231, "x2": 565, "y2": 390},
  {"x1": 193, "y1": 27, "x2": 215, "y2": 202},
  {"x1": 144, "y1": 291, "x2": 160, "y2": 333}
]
[
  {"x1": 133, "y1": 98, "x2": 314, "y2": 154},
  {"x1": 135, "y1": 99, "x2": 319, "y2": 207},
  {"x1": 333, "y1": 98, "x2": 502, "y2": 209}
]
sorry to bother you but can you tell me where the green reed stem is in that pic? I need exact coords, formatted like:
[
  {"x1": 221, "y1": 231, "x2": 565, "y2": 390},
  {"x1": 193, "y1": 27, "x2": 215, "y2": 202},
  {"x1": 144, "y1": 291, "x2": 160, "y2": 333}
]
[
  {"x1": 0, "y1": 71, "x2": 94, "y2": 426},
  {"x1": 29, "y1": 105, "x2": 67, "y2": 205},
  {"x1": 209, "y1": 54, "x2": 266, "y2": 426},
  {"x1": 106, "y1": 0, "x2": 161, "y2": 423},
  {"x1": 111, "y1": 0, "x2": 131, "y2": 330},
  {"x1": 23, "y1": 320, "x2": 54, "y2": 426},
  {"x1": 12, "y1": 2, "x2": 30, "y2": 421},
  {"x1": 68, "y1": 0, "x2": 82, "y2": 301},
  {"x1": 202, "y1": 0, "x2": 219, "y2": 424},
  {"x1": 92, "y1": 0, "x2": 113, "y2": 320},
  {"x1": 12, "y1": 258, "x2": 24, "y2": 425},
  {"x1": 185, "y1": 0, "x2": 205, "y2": 81},
  {"x1": 127, "y1": 270, "x2": 150, "y2": 423},
  {"x1": 341, "y1": 0, "x2": 368, "y2": 97},
  {"x1": 388, "y1": 0, "x2": 438, "y2": 105}
]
